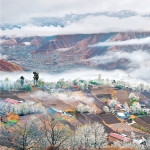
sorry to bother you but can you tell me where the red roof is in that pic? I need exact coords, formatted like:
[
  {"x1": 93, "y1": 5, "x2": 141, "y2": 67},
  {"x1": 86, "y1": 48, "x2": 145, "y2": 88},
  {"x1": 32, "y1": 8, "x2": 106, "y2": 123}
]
[
  {"x1": 72, "y1": 85, "x2": 78, "y2": 88},
  {"x1": 115, "y1": 104, "x2": 122, "y2": 108},
  {"x1": 107, "y1": 99, "x2": 111, "y2": 103},
  {"x1": 5, "y1": 98, "x2": 20, "y2": 104},
  {"x1": 109, "y1": 133, "x2": 125, "y2": 141}
]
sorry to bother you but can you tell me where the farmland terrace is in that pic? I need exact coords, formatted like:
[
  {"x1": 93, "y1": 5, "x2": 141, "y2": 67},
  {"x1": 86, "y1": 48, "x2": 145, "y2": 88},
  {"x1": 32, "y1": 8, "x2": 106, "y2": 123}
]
[
  {"x1": 83, "y1": 113, "x2": 115, "y2": 134},
  {"x1": 114, "y1": 90, "x2": 129, "y2": 105},
  {"x1": 99, "y1": 114, "x2": 121, "y2": 124},
  {"x1": 109, "y1": 122, "x2": 144, "y2": 135},
  {"x1": 97, "y1": 94, "x2": 112, "y2": 99},
  {"x1": 139, "y1": 116, "x2": 150, "y2": 124},
  {"x1": 0, "y1": 91, "x2": 25, "y2": 101},
  {"x1": 83, "y1": 92, "x2": 106, "y2": 110},
  {"x1": 91, "y1": 87, "x2": 115, "y2": 95},
  {"x1": 134, "y1": 118, "x2": 150, "y2": 132},
  {"x1": 136, "y1": 92, "x2": 150, "y2": 107},
  {"x1": 141, "y1": 91, "x2": 150, "y2": 99}
]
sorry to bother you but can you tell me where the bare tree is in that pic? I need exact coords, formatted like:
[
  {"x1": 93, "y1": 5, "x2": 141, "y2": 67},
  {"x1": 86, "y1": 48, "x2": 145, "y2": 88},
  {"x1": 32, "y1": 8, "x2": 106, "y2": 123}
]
[
  {"x1": 69, "y1": 122, "x2": 107, "y2": 149},
  {"x1": 39, "y1": 114, "x2": 71, "y2": 149},
  {"x1": 113, "y1": 140, "x2": 145, "y2": 150},
  {"x1": 0, "y1": 117, "x2": 42, "y2": 150},
  {"x1": 124, "y1": 102, "x2": 130, "y2": 112}
]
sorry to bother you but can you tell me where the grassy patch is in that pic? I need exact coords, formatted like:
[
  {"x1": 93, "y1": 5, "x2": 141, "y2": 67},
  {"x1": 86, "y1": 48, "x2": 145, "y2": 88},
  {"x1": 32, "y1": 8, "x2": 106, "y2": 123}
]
[{"x1": 4, "y1": 120, "x2": 17, "y2": 127}]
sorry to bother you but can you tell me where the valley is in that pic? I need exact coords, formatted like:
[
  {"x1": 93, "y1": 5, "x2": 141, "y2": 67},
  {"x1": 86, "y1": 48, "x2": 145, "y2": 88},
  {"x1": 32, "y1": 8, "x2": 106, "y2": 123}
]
[{"x1": 1, "y1": 32, "x2": 150, "y2": 73}]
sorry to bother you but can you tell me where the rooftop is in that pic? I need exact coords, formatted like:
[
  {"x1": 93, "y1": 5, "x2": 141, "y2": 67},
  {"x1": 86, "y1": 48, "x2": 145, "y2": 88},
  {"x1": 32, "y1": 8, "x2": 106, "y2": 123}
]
[
  {"x1": 5, "y1": 98, "x2": 20, "y2": 104},
  {"x1": 109, "y1": 132, "x2": 130, "y2": 142}
]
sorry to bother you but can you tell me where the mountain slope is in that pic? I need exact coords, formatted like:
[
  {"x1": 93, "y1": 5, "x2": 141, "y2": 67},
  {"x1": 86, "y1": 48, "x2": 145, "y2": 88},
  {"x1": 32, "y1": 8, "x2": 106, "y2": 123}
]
[
  {"x1": 0, "y1": 60, "x2": 23, "y2": 72},
  {"x1": 1, "y1": 32, "x2": 150, "y2": 72}
]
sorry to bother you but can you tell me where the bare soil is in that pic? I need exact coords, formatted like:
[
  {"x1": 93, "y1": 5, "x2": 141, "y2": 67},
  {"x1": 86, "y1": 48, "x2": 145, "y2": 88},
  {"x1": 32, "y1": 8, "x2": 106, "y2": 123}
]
[
  {"x1": 83, "y1": 113, "x2": 115, "y2": 134},
  {"x1": 114, "y1": 90, "x2": 129, "y2": 105},
  {"x1": 99, "y1": 114, "x2": 121, "y2": 124},
  {"x1": 139, "y1": 116, "x2": 150, "y2": 124}
]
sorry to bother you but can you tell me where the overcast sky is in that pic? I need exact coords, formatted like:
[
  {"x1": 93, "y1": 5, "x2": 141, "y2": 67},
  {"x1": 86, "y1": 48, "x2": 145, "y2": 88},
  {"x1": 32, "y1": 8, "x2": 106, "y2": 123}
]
[
  {"x1": 1, "y1": 0, "x2": 150, "y2": 23},
  {"x1": 1, "y1": 0, "x2": 150, "y2": 37}
]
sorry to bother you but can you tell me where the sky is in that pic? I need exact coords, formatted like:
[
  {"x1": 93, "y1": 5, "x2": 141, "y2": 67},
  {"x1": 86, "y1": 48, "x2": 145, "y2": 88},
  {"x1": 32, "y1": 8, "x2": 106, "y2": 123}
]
[
  {"x1": 1, "y1": 0, "x2": 150, "y2": 37},
  {"x1": 1, "y1": 0, "x2": 150, "y2": 23}
]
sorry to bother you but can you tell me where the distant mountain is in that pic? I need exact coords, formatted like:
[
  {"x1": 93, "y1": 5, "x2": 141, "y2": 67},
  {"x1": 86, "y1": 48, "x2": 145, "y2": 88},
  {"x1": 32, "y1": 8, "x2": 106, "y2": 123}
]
[
  {"x1": 33, "y1": 32, "x2": 150, "y2": 55},
  {"x1": 1, "y1": 32, "x2": 150, "y2": 72},
  {"x1": 0, "y1": 60, "x2": 23, "y2": 72},
  {"x1": 0, "y1": 10, "x2": 137, "y2": 30},
  {"x1": 3, "y1": 38, "x2": 18, "y2": 45},
  {"x1": 1, "y1": 36, "x2": 54, "y2": 46}
]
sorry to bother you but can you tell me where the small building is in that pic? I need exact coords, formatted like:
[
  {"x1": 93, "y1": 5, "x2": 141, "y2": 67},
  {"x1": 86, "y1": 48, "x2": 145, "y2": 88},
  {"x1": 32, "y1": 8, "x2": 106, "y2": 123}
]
[
  {"x1": 114, "y1": 104, "x2": 122, "y2": 110},
  {"x1": 5, "y1": 98, "x2": 21, "y2": 105},
  {"x1": 108, "y1": 132, "x2": 130, "y2": 142},
  {"x1": 47, "y1": 107, "x2": 58, "y2": 115},
  {"x1": 116, "y1": 112, "x2": 127, "y2": 120},
  {"x1": 71, "y1": 85, "x2": 79, "y2": 91},
  {"x1": 124, "y1": 111, "x2": 130, "y2": 117}
]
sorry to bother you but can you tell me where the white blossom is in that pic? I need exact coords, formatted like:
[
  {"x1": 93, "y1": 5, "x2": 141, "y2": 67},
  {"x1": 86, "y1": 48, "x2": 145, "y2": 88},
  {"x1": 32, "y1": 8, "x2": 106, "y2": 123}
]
[{"x1": 103, "y1": 106, "x2": 109, "y2": 113}]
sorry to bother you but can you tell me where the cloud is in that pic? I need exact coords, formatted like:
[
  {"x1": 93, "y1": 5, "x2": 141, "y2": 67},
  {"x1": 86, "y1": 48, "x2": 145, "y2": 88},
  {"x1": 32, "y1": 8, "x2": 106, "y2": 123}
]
[
  {"x1": 91, "y1": 37, "x2": 150, "y2": 47},
  {"x1": 24, "y1": 42, "x2": 31, "y2": 46},
  {"x1": 1, "y1": 0, "x2": 150, "y2": 24},
  {"x1": 1, "y1": 15, "x2": 150, "y2": 37},
  {"x1": 87, "y1": 50, "x2": 150, "y2": 65},
  {"x1": 0, "y1": 68, "x2": 149, "y2": 87},
  {"x1": 86, "y1": 50, "x2": 150, "y2": 80}
]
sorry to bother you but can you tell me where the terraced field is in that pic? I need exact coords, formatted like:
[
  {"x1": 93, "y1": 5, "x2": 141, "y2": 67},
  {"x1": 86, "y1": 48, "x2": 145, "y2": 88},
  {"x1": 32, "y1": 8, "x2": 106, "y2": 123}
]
[
  {"x1": 134, "y1": 118, "x2": 150, "y2": 131},
  {"x1": 110, "y1": 123, "x2": 140, "y2": 132},
  {"x1": 141, "y1": 92, "x2": 150, "y2": 99},
  {"x1": 75, "y1": 91, "x2": 101, "y2": 113},
  {"x1": 3, "y1": 89, "x2": 149, "y2": 137},
  {"x1": 91, "y1": 87, "x2": 115, "y2": 95},
  {"x1": 0, "y1": 91, "x2": 25, "y2": 101},
  {"x1": 83, "y1": 92, "x2": 105, "y2": 110},
  {"x1": 83, "y1": 113, "x2": 115, "y2": 134},
  {"x1": 100, "y1": 114, "x2": 121, "y2": 124},
  {"x1": 62, "y1": 115, "x2": 82, "y2": 127},
  {"x1": 139, "y1": 116, "x2": 150, "y2": 124},
  {"x1": 75, "y1": 113, "x2": 90, "y2": 124},
  {"x1": 59, "y1": 120, "x2": 76, "y2": 131},
  {"x1": 115, "y1": 90, "x2": 129, "y2": 105}
]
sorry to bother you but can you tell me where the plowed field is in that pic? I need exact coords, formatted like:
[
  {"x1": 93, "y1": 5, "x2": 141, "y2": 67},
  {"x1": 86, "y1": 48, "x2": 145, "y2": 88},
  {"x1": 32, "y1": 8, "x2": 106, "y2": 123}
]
[{"x1": 100, "y1": 114, "x2": 121, "y2": 124}]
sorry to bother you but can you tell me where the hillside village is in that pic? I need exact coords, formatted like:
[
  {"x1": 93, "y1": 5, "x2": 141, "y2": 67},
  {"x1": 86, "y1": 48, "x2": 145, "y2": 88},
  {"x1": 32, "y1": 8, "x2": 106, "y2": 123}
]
[{"x1": 0, "y1": 73, "x2": 150, "y2": 150}]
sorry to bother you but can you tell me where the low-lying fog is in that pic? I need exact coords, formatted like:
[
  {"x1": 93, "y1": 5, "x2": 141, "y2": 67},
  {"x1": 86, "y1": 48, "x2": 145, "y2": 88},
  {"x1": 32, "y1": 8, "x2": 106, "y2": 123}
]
[{"x1": 0, "y1": 68, "x2": 150, "y2": 87}]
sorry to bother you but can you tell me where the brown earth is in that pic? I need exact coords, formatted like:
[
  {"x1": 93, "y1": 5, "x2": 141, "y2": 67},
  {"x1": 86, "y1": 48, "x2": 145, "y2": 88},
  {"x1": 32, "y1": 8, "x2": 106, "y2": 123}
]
[
  {"x1": 114, "y1": 90, "x2": 129, "y2": 105},
  {"x1": 0, "y1": 60, "x2": 23, "y2": 72},
  {"x1": 100, "y1": 114, "x2": 121, "y2": 124},
  {"x1": 139, "y1": 116, "x2": 150, "y2": 124}
]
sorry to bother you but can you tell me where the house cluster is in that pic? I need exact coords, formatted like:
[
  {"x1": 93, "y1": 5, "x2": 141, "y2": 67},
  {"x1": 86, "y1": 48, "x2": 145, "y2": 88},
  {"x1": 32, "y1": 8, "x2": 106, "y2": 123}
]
[
  {"x1": 106, "y1": 98, "x2": 150, "y2": 123},
  {"x1": 108, "y1": 132, "x2": 146, "y2": 145}
]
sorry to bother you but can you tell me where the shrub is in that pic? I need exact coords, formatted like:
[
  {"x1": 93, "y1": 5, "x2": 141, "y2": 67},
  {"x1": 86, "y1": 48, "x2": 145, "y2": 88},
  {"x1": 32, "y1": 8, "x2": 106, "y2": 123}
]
[
  {"x1": 10, "y1": 102, "x2": 45, "y2": 116},
  {"x1": 132, "y1": 124, "x2": 138, "y2": 128},
  {"x1": 22, "y1": 84, "x2": 32, "y2": 91},
  {"x1": 77, "y1": 103, "x2": 97, "y2": 114},
  {"x1": 140, "y1": 110, "x2": 145, "y2": 115},
  {"x1": 103, "y1": 106, "x2": 109, "y2": 113},
  {"x1": 140, "y1": 126, "x2": 144, "y2": 131}
]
